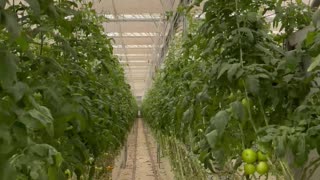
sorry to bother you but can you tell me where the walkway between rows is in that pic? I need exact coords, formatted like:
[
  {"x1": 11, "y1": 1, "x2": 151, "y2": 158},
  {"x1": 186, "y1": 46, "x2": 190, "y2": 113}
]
[{"x1": 112, "y1": 119, "x2": 175, "y2": 180}]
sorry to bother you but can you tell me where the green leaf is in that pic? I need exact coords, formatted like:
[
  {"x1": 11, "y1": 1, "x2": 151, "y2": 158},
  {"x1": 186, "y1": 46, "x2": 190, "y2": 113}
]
[
  {"x1": 307, "y1": 54, "x2": 320, "y2": 72},
  {"x1": 305, "y1": 31, "x2": 316, "y2": 47},
  {"x1": 217, "y1": 63, "x2": 230, "y2": 79},
  {"x1": 30, "y1": 170, "x2": 39, "y2": 180},
  {"x1": 312, "y1": 9, "x2": 320, "y2": 28},
  {"x1": 210, "y1": 110, "x2": 230, "y2": 135},
  {"x1": 247, "y1": 12, "x2": 258, "y2": 22},
  {"x1": 21, "y1": 107, "x2": 54, "y2": 136},
  {"x1": 237, "y1": 27, "x2": 254, "y2": 42},
  {"x1": 202, "y1": 34, "x2": 223, "y2": 56},
  {"x1": 231, "y1": 101, "x2": 245, "y2": 121},
  {"x1": 0, "y1": 126, "x2": 13, "y2": 154},
  {"x1": 54, "y1": 152, "x2": 63, "y2": 167},
  {"x1": 283, "y1": 74, "x2": 293, "y2": 83},
  {"x1": 275, "y1": 135, "x2": 286, "y2": 157},
  {"x1": 227, "y1": 63, "x2": 241, "y2": 81},
  {"x1": 25, "y1": 0, "x2": 41, "y2": 16},
  {"x1": 8, "y1": 82, "x2": 29, "y2": 102},
  {"x1": 0, "y1": 51, "x2": 18, "y2": 87},
  {"x1": 48, "y1": 3, "x2": 59, "y2": 18},
  {"x1": 4, "y1": 12, "x2": 20, "y2": 38},
  {"x1": 15, "y1": 35, "x2": 29, "y2": 51},
  {"x1": 296, "y1": 134, "x2": 307, "y2": 165},
  {"x1": 245, "y1": 75, "x2": 260, "y2": 95},
  {"x1": 12, "y1": 122, "x2": 28, "y2": 148},
  {"x1": 182, "y1": 106, "x2": 194, "y2": 123},
  {"x1": 34, "y1": 106, "x2": 54, "y2": 136},
  {"x1": 0, "y1": 160, "x2": 17, "y2": 180},
  {"x1": 307, "y1": 125, "x2": 320, "y2": 136},
  {"x1": 255, "y1": 43, "x2": 272, "y2": 56},
  {"x1": 48, "y1": 166, "x2": 57, "y2": 180},
  {"x1": 0, "y1": 0, "x2": 6, "y2": 8},
  {"x1": 285, "y1": 51, "x2": 300, "y2": 70},
  {"x1": 206, "y1": 130, "x2": 218, "y2": 148}
]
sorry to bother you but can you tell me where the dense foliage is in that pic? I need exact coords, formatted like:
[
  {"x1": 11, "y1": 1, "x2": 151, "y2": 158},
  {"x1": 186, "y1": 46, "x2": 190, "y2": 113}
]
[
  {"x1": 143, "y1": 0, "x2": 320, "y2": 179},
  {"x1": 0, "y1": 0, "x2": 137, "y2": 179}
]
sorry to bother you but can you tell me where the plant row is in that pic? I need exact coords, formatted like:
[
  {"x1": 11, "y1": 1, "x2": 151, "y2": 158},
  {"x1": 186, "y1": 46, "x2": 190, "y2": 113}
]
[
  {"x1": 0, "y1": 0, "x2": 137, "y2": 179},
  {"x1": 143, "y1": 0, "x2": 320, "y2": 179}
]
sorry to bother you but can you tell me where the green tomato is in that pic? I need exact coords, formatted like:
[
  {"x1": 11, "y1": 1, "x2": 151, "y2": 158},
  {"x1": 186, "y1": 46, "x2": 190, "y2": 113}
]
[
  {"x1": 242, "y1": 149, "x2": 257, "y2": 163},
  {"x1": 257, "y1": 151, "x2": 268, "y2": 161},
  {"x1": 64, "y1": 169, "x2": 71, "y2": 177},
  {"x1": 244, "y1": 164, "x2": 256, "y2": 175},
  {"x1": 241, "y1": 98, "x2": 252, "y2": 109},
  {"x1": 228, "y1": 92, "x2": 235, "y2": 100},
  {"x1": 95, "y1": 166, "x2": 103, "y2": 170},
  {"x1": 33, "y1": 92, "x2": 42, "y2": 101},
  {"x1": 256, "y1": 161, "x2": 269, "y2": 175}
]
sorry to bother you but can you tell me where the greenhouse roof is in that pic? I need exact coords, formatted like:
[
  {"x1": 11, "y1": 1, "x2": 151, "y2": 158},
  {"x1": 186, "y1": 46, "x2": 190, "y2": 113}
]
[{"x1": 90, "y1": 0, "x2": 182, "y2": 97}]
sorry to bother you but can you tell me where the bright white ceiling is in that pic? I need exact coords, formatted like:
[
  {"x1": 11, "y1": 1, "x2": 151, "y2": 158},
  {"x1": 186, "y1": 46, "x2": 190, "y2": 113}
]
[{"x1": 89, "y1": 0, "x2": 180, "y2": 97}]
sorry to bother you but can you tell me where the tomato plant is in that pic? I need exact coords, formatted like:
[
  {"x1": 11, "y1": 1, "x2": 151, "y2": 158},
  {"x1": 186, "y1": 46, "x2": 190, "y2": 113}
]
[
  {"x1": 143, "y1": 0, "x2": 320, "y2": 179},
  {"x1": 0, "y1": 0, "x2": 137, "y2": 179}
]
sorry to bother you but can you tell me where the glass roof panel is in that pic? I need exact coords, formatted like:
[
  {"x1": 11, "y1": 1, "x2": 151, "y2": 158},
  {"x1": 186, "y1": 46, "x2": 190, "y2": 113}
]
[
  {"x1": 115, "y1": 54, "x2": 154, "y2": 57},
  {"x1": 103, "y1": 13, "x2": 162, "y2": 20},
  {"x1": 113, "y1": 45, "x2": 161, "y2": 48},
  {"x1": 107, "y1": 32, "x2": 160, "y2": 37}
]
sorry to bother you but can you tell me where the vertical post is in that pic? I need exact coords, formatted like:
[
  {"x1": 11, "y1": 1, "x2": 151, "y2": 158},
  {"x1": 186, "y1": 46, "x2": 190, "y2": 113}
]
[
  {"x1": 182, "y1": 0, "x2": 192, "y2": 37},
  {"x1": 157, "y1": 143, "x2": 161, "y2": 168},
  {"x1": 182, "y1": 0, "x2": 187, "y2": 37},
  {"x1": 121, "y1": 143, "x2": 127, "y2": 168}
]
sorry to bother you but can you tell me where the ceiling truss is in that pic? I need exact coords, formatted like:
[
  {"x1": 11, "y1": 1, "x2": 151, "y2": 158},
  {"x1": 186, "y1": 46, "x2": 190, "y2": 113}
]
[{"x1": 89, "y1": 0, "x2": 181, "y2": 97}]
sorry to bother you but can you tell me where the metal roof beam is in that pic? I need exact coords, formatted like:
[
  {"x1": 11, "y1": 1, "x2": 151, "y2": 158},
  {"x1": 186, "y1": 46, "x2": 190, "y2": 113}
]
[
  {"x1": 120, "y1": 59, "x2": 150, "y2": 61},
  {"x1": 111, "y1": 35, "x2": 162, "y2": 38},
  {"x1": 113, "y1": 45, "x2": 162, "y2": 49},
  {"x1": 107, "y1": 32, "x2": 163, "y2": 37},
  {"x1": 101, "y1": 13, "x2": 166, "y2": 22},
  {"x1": 107, "y1": 18, "x2": 165, "y2": 22},
  {"x1": 115, "y1": 54, "x2": 156, "y2": 57}
]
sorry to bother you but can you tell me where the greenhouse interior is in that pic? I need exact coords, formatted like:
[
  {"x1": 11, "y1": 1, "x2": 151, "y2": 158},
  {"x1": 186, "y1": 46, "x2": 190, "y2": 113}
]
[{"x1": 1, "y1": 0, "x2": 320, "y2": 179}]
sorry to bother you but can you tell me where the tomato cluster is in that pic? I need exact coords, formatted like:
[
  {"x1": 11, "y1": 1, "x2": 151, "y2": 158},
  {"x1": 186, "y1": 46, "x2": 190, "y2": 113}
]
[{"x1": 242, "y1": 149, "x2": 269, "y2": 175}]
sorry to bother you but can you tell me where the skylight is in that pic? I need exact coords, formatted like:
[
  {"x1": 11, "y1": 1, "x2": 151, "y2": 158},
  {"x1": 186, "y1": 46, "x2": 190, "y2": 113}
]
[
  {"x1": 107, "y1": 32, "x2": 160, "y2": 37},
  {"x1": 115, "y1": 54, "x2": 154, "y2": 57},
  {"x1": 104, "y1": 13, "x2": 163, "y2": 21},
  {"x1": 113, "y1": 45, "x2": 162, "y2": 48}
]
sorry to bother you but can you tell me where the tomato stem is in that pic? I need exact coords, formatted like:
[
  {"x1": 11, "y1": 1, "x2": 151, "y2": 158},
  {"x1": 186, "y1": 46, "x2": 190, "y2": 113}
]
[
  {"x1": 279, "y1": 160, "x2": 294, "y2": 180},
  {"x1": 238, "y1": 123, "x2": 246, "y2": 149},
  {"x1": 258, "y1": 97, "x2": 269, "y2": 126},
  {"x1": 243, "y1": 81, "x2": 258, "y2": 135}
]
